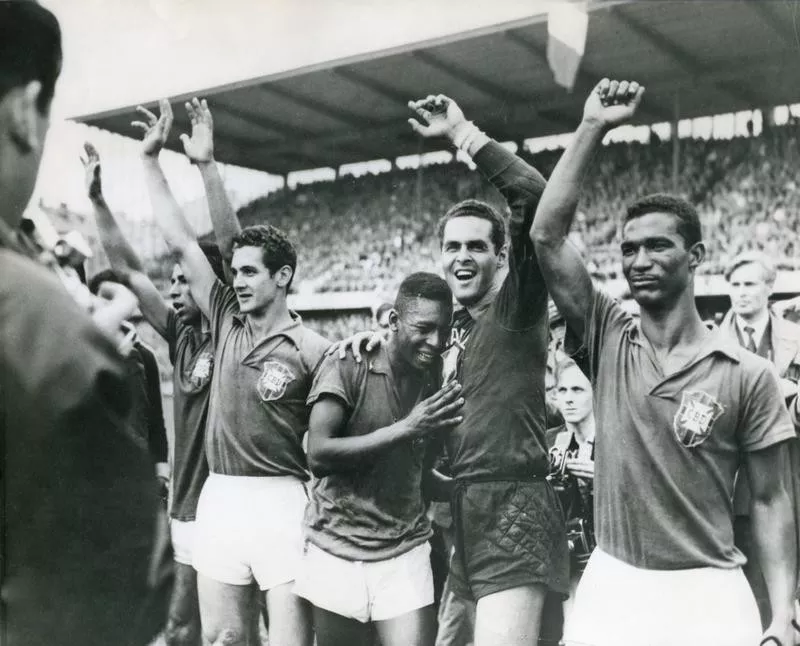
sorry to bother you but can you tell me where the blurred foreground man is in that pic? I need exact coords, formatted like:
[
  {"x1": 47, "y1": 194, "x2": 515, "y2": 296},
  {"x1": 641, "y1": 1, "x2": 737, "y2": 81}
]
[
  {"x1": 0, "y1": 3, "x2": 164, "y2": 645},
  {"x1": 532, "y1": 78, "x2": 797, "y2": 646}
]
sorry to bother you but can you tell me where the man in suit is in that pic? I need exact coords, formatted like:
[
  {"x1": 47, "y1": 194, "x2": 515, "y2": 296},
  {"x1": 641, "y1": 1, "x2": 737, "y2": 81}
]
[{"x1": 721, "y1": 250, "x2": 800, "y2": 627}]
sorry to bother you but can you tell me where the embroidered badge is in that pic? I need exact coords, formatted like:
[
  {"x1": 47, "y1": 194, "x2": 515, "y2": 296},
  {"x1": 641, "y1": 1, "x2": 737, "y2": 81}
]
[
  {"x1": 256, "y1": 360, "x2": 296, "y2": 402},
  {"x1": 189, "y1": 351, "x2": 213, "y2": 384},
  {"x1": 673, "y1": 390, "x2": 725, "y2": 448}
]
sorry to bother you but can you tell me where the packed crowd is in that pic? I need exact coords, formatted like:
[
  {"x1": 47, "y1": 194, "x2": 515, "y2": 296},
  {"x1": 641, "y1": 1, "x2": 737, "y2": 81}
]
[{"x1": 4, "y1": 5, "x2": 800, "y2": 646}]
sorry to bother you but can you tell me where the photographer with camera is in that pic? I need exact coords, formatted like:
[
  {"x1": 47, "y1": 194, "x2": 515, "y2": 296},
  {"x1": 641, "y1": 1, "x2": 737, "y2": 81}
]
[{"x1": 545, "y1": 356, "x2": 596, "y2": 634}]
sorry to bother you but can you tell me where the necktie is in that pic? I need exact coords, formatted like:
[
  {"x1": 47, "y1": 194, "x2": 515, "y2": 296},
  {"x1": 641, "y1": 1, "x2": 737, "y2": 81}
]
[{"x1": 743, "y1": 326, "x2": 757, "y2": 354}]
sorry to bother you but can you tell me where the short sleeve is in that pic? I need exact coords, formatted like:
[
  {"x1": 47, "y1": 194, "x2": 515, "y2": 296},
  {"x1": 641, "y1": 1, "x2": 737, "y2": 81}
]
[
  {"x1": 738, "y1": 361, "x2": 797, "y2": 452},
  {"x1": 565, "y1": 286, "x2": 631, "y2": 383},
  {"x1": 208, "y1": 279, "x2": 239, "y2": 345},
  {"x1": 307, "y1": 354, "x2": 357, "y2": 409}
]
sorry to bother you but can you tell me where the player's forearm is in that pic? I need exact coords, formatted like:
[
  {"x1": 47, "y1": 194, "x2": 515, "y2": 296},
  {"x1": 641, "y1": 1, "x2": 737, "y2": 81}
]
[
  {"x1": 308, "y1": 422, "x2": 409, "y2": 477},
  {"x1": 90, "y1": 195, "x2": 145, "y2": 274},
  {"x1": 751, "y1": 489, "x2": 797, "y2": 623},
  {"x1": 532, "y1": 119, "x2": 605, "y2": 248},
  {"x1": 141, "y1": 156, "x2": 197, "y2": 256},
  {"x1": 197, "y1": 161, "x2": 240, "y2": 264}
]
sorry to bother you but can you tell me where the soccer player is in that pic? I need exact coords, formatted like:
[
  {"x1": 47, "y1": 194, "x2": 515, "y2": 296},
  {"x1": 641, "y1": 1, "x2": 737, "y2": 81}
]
[
  {"x1": 83, "y1": 130, "x2": 227, "y2": 646},
  {"x1": 407, "y1": 95, "x2": 571, "y2": 646},
  {"x1": 133, "y1": 100, "x2": 328, "y2": 646},
  {"x1": 337, "y1": 94, "x2": 568, "y2": 646},
  {"x1": 532, "y1": 77, "x2": 797, "y2": 646},
  {"x1": 294, "y1": 272, "x2": 462, "y2": 646},
  {"x1": 0, "y1": 3, "x2": 165, "y2": 645},
  {"x1": 720, "y1": 251, "x2": 800, "y2": 626}
]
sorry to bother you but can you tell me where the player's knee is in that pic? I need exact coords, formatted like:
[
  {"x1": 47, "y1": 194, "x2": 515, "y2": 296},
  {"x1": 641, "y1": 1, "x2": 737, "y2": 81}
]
[{"x1": 202, "y1": 625, "x2": 248, "y2": 646}]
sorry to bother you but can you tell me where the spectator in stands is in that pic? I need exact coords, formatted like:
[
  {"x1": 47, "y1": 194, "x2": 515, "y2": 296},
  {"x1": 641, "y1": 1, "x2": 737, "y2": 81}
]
[
  {"x1": 0, "y1": 4, "x2": 165, "y2": 644},
  {"x1": 720, "y1": 251, "x2": 800, "y2": 627}
]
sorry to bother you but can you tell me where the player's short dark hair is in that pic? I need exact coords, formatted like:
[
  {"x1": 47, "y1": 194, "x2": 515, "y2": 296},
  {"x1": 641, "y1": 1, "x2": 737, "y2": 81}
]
[
  {"x1": 623, "y1": 193, "x2": 702, "y2": 248},
  {"x1": 394, "y1": 272, "x2": 453, "y2": 317},
  {"x1": 0, "y1": 2, "x2": 62, "y2": 114},
  {"x1": 88, "y1": 268, "x2": 123, "y2": 295},
  {"x1": 437, "y1": 199, "x2": 506, "y2": 253},
  {"x1": 198, "y1": 241, "x2": 226, "y2": 283},
  {"x1": 232, "y1": 224, "x2": 297, "y2": 291}
]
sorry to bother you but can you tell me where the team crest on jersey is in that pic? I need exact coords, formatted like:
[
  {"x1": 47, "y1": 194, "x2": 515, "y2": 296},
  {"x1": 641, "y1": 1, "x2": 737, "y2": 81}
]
[
  {"x1": 673, "y1": 390, "x2": 725, "y2": 448},
  {"x1": 190, "y1": 351, "x2": 213, "y2": 384},
  {"x1": 256, "y1": 360, "x2": 295, "y2": 402}
]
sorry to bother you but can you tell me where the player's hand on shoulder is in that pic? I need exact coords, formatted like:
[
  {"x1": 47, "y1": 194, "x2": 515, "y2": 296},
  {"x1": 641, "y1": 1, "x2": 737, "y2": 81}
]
[
  {"x1": 326, "y1": 329, "x2": 388, "y2": 363},
  {"x1": 81, "y1": 142, "x2": 103, "y2": 202},
  {"x1": 132, "y1": 98, "x2": 173, "y2": 158},
  {"x1": 400, "y1": 380, "x2": 464, "y2": 439},
  {"x1": 408, "y1": 94, "x2": 466, "y2": 139},
  {"x1": 179, "y1": 97, "x2": 215, "y2": 165},
  {"x1": 583, "y1": 78, "x2": 644, "y2": 129}
]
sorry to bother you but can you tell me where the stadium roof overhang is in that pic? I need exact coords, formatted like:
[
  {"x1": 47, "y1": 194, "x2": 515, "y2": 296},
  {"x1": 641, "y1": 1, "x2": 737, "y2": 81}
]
[{"x1": 77, "y1": 0, "x2": 800, "y2": 176}]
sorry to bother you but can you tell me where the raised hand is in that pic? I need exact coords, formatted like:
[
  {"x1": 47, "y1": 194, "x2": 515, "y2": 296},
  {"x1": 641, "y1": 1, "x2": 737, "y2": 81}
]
[
  {"x1": 132, "y1": 99, "x2": 173, "y2": 157},
  {"x1": 179, "y1": 97, "x2": 214, "y2": 164},
  {"x1": 583, "y1": 78, "x2": 644, "y2": 129},
  {"x1": 408, "y1": 94, "x2": 467, "y2": 139},
  {"x1": 399, "y1": 380, "x2": 464, "y2": 440},
  {"x1": 81, "y1": 142, "x2": 103, "y2": 202}
]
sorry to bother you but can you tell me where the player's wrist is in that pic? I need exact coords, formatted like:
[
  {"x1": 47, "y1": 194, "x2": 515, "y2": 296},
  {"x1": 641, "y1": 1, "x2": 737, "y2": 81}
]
[{"x1": 449, "y1": 121, "x2": 489, "y2": 156}]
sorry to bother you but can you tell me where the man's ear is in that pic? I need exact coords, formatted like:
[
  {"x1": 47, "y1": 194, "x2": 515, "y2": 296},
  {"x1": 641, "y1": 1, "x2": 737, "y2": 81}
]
[
  {"x1": 275, "y1": 265, "x2": 294, "y2": 288},
  {"x1": 7, "y1": 81, "x2": 45, "y2": 154},
  {"x1": 496, "y1": 243, "x2": 509, "y2": 269},
  {"x1": 688, "y1": 241, "x2": 706, "y2": 272},
  {"x1": 388, "y1": 309, "x2": 399, "y2": 332}
]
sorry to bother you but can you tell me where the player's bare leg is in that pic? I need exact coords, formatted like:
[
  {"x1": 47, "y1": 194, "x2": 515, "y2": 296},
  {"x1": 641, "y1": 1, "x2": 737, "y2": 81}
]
[
  {"x1": 474, "y1": 585, "x2": 547, "y2": 646},
  {"x1": 165, "y1": 563, "x2": 201, "y2": 646},
  {"x1": 198, "y1": 575, "x2": 254, "y2": 646},
  {"x1": 375, "y1": 606, "x2": 436, "y2": 646},
  {"x1": 265, "y1": 582, "x2": 313, "y2": 646}
]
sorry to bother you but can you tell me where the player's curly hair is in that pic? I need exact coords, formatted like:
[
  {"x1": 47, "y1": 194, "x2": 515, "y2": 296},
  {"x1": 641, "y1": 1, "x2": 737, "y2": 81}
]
[
  {"x1": 232, "y1": 224, "x2": 297, "y2": 291},
  {"x1": 394, "y1": 271, "x2": 453, "y2": 317},
  {"x1": 624, "y1": 193, "x2": 702, "y2": 248},
  {"x1": 437, "y1": 199, "x2": 507, "y2": 253}
]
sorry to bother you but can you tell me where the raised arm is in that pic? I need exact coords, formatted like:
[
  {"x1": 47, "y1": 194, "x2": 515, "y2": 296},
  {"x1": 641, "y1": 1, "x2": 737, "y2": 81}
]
[
  {"x1": 179, "y1": 98, "x2": 239, "y2": 279},
  {"x1": 408, "y1": 94, "x2": 545, "y2": 257},
  {"x1": 307, "y1": 381, "x2": 463, "y2": 478},
  {"x1": 747, "y1": 440, "x2": 797, "y2": 646},
  {"x1": 133, "y1": 99, "x2": 217, "y2": 319},
  {"x1": 532, "y1": 79, "x2": 644, "y2": 341},
  {"x1": 82, "y1": 143, "x2": 171, "y2": 337}
]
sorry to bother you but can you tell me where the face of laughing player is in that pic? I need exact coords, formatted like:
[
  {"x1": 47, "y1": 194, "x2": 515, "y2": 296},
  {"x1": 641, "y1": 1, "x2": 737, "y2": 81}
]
[
  {"x1": 620, "y1": 211, "x2": 703, "y2": 311},
  {"x1": 391, "y1": 297, "x2": 452, "y2": 372},
  {"x1": 231, "y1": 245, "x2": 288, "y2": 316},
  {"x1": 168, "y1": 264, "x2": 202, "y2": 326},
  {"x1": 440, "y1": 216, "x2": 505, "y2": 308}
]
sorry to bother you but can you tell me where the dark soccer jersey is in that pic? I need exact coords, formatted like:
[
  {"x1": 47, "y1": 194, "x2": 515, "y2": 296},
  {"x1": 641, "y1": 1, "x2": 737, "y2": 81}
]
[
  {"x1": 578, "y1": 288, "x2": 795, "y2": 569},
  {"x1": 166, "y1": 309, "x2": 213, "y2": 521},
  {"x1": 304, "y1": 346, "x2": 439, "y2": 561},
  {"x1": 206, "y1": 280, "x2": 330, "y2": 477},
  {"x1": 441, "y1": 141, "x2": 550, "y2": 479}
]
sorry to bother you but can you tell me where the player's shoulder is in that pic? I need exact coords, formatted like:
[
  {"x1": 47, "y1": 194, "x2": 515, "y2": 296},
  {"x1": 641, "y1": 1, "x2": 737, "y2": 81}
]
[{"x1": 296, "y1": 324, "x2": 333, "y2": 361}]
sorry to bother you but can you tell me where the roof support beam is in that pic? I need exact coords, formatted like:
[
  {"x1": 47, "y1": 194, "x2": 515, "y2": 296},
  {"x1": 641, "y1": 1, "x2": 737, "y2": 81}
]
[
  {"x1": 504, "y1": 29, "x2": 674, "y2": 124},
  {"x1": 332, "y1": 67, "x2": 412, "y2": 104},
  {"x1": 612, "y1": 6, "x2": 762, "y2": 107},
  {"x1": 744, "y1": 0, "x2": 799, "y2": 48},
  {"x1": 211, "y1": 101, "x2": 317, "y2": 139},
  {"x1": 256, "y1": 85, "x2": 380, "y2": 127}
]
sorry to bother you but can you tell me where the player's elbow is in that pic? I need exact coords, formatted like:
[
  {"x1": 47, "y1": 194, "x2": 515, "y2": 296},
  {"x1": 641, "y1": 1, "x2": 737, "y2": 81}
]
[{"x1": 307, "y1": 445, "x2": 334, "y2": 478}]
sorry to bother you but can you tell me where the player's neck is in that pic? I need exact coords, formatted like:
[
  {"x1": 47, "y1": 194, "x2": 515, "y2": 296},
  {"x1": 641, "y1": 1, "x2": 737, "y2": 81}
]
[
  {"x1": 640, "y1": 289, "x2": 707, "y2": 352},
  {"x1": 247, "y1": 295, "x2": 292, "y2": 339},
  {"x1": 465, "y1": 268, "x2": 506, "y2": 320}
]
